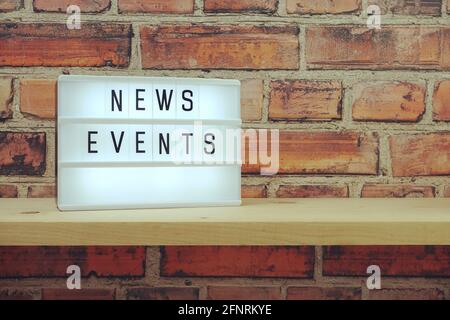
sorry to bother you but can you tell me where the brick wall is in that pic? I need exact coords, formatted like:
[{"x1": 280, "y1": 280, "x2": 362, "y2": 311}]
[{"x1": 1, "y1": 0, "x2": 450, "y2": 300}]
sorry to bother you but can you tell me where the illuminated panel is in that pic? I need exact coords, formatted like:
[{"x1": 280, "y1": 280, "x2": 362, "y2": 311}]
[{"x1": 57, "y1": 75, "x2": 241, "y2": 210}]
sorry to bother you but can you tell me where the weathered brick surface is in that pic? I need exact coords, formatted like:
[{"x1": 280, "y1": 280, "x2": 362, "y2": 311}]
[
  {"x1": 276, "y1": 185, "x2": 348, "y2": 198},
  {"x1": 33, "y1": 0, "x2": 111, "y2": 12},
  {"x1": 368, "y1": 288, "x2": 445, "y2": 300},
  {"x1": 306, "y1": 26, "x2": 450, "y2": 70},
  {"x1": 140, "y1": 25, "x2": 299, "y2": 69},
  {"x1": 127, "y1": 287, "x2": 199, "y2": 300},
  {"x1": 0, "y1": 0, "x2": 21, "y2": 12},
  {"x1": 287, "y1": 287, "x2": 361, "y2": 300},
  {"x1": 0, "y1": 77, "x2": 13, "y2": 120},
  {"x1": 204, "y1": 0, "x2": 277, "y2": 13},
  {"x1": 0, "y1": 288, "x2": 40, "y2": 300},
  {"x1": 243, "y1": 131, "x2": 379, "y2": 175},
  {"x1": 241, "y1": 79, "x2": 263, "y2": 121},
  {"x1": 0, "y1": 23, "x2": 131, "y2": 67},
  {"x1": 269, "y1": 80, "x2": 342, "y2": 121},
  {"x1": 118, "y1": 0, "x2": 194, "y2": 13},
  {"x1": 20, "y1": 79, "x2": 56, "y2": 119},
  {"x1": 3, "y1": 0, "x2": 450, "y2": 300},
  {"x1": 433, "y1": 80, "x2": 450, "y2": 121},
  {"x1": 368, "y1": 0, "x2": 442, "y2": 15},
  {"x1": 0, "y1": 132, "x2": 46, "y2": 176},
  {"x1": 444, "y1": 186, "x2": 450, "y2": 197},
  {"x1": 0, "y1": 247, "x2": 146, "y2": 277},
  {"x1": 27, "y1": 184, "x2": 56, "y2": 198},
  {"x1": 389, "y1": 133, "x2": 450, "y2": 176},
  {"x1": 287, "y1": 0, "x2": 361, "y2": 14},
  {"x1": 241, "y1": 185, "x2": 267, "y2": 198},
  {"x1": 352, "y1": 82, "x2": 426, "y2": 122},
  {"x1": 0, "y1": 184, "x2": 18, "y2": 198},
  {"x1": 207, "y1": 286, "x2": 282, "y2": 300},
  {"x1": 42, "y1": 288, "x2": 115, "y2": 300},
  {"x1": 361, "y1": 184, "x2": 435, "y2": 198},
  {"x1": 323, "y1": 246, "x2": 450, "y2": 276},
  {"x1": 161, "y1": 246, "x2": 315, "y2": 277}
]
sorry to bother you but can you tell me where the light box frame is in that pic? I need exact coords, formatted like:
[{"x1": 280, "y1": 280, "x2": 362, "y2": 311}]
[{"x1": 57, "y1": 75, "x2": 241, "y2": 211}]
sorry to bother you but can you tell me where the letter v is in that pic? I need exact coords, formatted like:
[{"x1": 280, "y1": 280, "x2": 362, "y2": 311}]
[{"x1": 111, "y1": 131, "x2": 125, "y2": 153}]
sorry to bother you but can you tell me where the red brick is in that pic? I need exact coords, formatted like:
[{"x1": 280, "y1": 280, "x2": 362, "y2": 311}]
[
  {"x1": 368, "y1": 0, "x2": 442, "y2": 15},
  {"x1": 352, "y1": 82, "x2": 426, "y2": 122},
  {"x1": 287, "y1": 287, "x2": 361, "y2": 300},
  {"x1": 242, "y1": 131, "x2": 379, "y2": 175},
  {"x1": 140, "y1": 25, "x2": 299, "y2": 70},
  {"x1": 241, "y1": 79, "x2": 263, "y2": 121},
  {"x1": 0, "y1": 288, "x2": 39, "y2": 300},
  {"x1": 269, "y1": 80, "x2": 342, "y2": 121},
  {"x1": 20, "y1": 79, "x2": 56, "y2": 119},
  {"x1": 443, "y1": 29, "x2": 450, "y2": 69},
  {"x1": 33, "y1": 0, "x2": 110, "y2": 12},
  {"x1": 0, "y1": 77, "x2": 13, "y2": 120},
  {"x1": 361, "y1": 184, "x2": 435, "y2": 198},
  {"x1": 306, "y1": 26, "x2": 449, "y2": 70},
  {"x1": 161, "y1": 246, "x2": 315, "y2": 278},
  {"x1": 444, "y1": 186, "x2": 450, "y2": 197},
  {"x1": 0, "y1": 247, "x2": 146, "y2": 277},
  {"x1": 0, "y1": 132, "x2": 46, "y2": 176},
  {"x1": 42, "y1": 288, "x2": 115, "y2": 300},
  {"x1": 241, "y1": 185, "x2": 267, "y2": 198},
  {"x1": 204, "y1": 0, "x2": 277, "y2": 13},
  {"x1": 0, "y1": 23, "x2": 131, "y2": 67},
  {"x1": 368, "y1": 288, "x2": 445, "y2": 300},
  {"x1": 389, "y1": 133, "x2": 450, "y2": 176},
  {"x1": 323, "y1": 246, "x2": 450, "y2": 276},
  {"x1": 433, "y1": 80, "x2": 450, "y2": 121},
  {"x1": 287, "y1": 0, "x2": 361, "y2": 14},
  {"x1": 0, "y1": 184, "x2": 18, "y2": 198},
  {"x1": 276, "y1": 185, "x2": 348, "y2": 198},
  {"x1": 127, "y1": 287, "x2": 199, "y2": 300},
  {"x1": 207, "y1": 286, "x2": 281, "y2": 300},
  {"x1": 118, "y1": 0, "x2": 194, "y2": 13},
  {"x1": 0, "y1": 0, "x2": 21, "y2": 12},
  {"x1": 27, "y1": 184, "x2": 56, "y2": 198}
]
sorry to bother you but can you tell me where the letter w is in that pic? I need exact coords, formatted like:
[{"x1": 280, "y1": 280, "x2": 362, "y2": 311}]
[{"x1": 156, "y1": 89, "x2": 174, "y2": 111}]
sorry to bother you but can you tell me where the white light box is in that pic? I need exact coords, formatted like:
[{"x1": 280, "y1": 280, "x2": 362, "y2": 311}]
[{"x1": 57, "y1": 75, "x2": 241, "y2": 210}]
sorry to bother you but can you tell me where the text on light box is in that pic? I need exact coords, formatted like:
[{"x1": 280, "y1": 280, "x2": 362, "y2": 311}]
[{"x1": 57, "y1": 75, "x2": 241, "y2": 210}]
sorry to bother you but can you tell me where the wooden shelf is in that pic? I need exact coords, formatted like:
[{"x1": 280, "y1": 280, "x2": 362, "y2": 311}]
[{"x1": 1, "y1": 198, "x2": 450, "y2": 245}]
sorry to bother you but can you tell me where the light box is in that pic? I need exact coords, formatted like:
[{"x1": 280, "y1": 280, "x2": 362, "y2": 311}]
[{"x1": 57, "y1": 75, "x2": 241, "y2": 210}]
